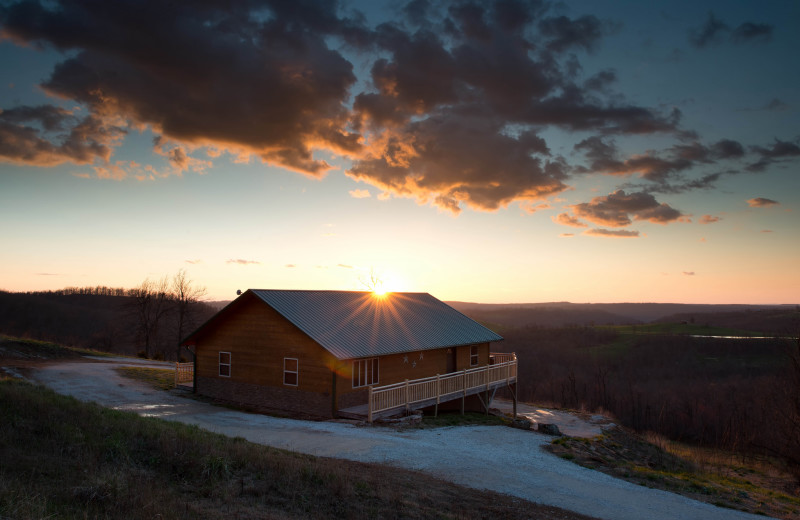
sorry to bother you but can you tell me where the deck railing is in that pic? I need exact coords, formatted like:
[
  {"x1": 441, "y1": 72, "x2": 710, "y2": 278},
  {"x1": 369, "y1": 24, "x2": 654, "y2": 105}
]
[
  {"x1": 175, "y1": 362, "x2": 194, "y2": 386},
  {"x1": 368, "y1": 352, "x2": 516, "y2": 422}
]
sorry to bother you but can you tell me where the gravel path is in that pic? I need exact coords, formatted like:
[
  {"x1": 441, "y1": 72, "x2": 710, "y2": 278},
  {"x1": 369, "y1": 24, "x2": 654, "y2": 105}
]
[{"x1": 31, "y1": 359, "x2": 772, "y2": 520}]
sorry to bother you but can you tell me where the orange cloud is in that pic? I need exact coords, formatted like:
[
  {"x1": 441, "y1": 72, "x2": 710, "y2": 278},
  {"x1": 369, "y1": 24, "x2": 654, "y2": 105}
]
[
  {"x1": 584, "y1": 228, "x2": 640, "y2": 238},
  {"x1": 349, "y1": 189, "x2": 371, "y2": 199},
  {"x1": 552, "y1": 212, "x2": 588, "y2": 228},
  {"x1": 747, "y1": 197, "x2": 779, "y2": 207},
  {"x1": 699, "y1": 214, "x2": 721, "y2": 224}
]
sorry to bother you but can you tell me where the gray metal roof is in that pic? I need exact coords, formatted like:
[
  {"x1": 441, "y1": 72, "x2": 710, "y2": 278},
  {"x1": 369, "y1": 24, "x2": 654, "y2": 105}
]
[{"x1": 250, "y1": 289, "x2": 503, "y2": 360}]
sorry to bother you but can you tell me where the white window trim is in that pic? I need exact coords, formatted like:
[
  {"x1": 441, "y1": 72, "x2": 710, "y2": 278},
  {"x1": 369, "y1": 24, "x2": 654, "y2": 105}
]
[
  {"x1": 219, "y1": 351, "x2": 231, "y2": 377},
  {"x1": 470, "y1": 345, "x2": 479, "y2": 367},
  {"x1": 352, "y1": 357, "x2": 379, "y2": 388},
  {"x1": 284, "y1": 357, "x2": 299, "y2": 387}
]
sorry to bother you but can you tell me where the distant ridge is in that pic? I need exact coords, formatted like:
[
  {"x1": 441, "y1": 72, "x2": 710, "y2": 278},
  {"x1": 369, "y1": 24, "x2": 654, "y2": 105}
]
[{"x1": 446, "y1": 301, "x2": 797, "y2": 329}]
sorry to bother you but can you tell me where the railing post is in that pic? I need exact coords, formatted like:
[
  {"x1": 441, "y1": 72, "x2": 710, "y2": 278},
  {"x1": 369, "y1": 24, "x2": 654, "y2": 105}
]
[
  {"x1": 368, "y1": 386, "x2": 374, "y2": 423},
  {"x1": 175, "y1": 362, "x2": 179, "y2": 387}
]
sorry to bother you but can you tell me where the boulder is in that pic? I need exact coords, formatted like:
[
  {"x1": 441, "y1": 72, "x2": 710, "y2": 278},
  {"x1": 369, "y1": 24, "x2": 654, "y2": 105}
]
[
  {"x1": 511, "y1": 418, "x2": 532, "y2": 430},
  {"x1": 537, "y1": 423, "x2": 563, "y2": 436}
]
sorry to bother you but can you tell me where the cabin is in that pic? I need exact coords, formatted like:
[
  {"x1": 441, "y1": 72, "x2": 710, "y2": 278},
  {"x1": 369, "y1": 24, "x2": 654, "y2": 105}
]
[{"x1": 181, "y1": 289, "x2": 517, "y2": 420}]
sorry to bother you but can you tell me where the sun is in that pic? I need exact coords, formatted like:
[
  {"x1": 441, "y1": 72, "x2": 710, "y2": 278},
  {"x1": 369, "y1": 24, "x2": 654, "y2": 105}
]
[{"x1": 372, "y1": 286, "x2": 388, "y2": 297}]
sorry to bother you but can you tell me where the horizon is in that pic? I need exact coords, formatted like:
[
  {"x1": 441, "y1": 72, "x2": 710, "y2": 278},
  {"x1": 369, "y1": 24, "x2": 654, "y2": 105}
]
[{"x1": 2, "y1": 1, "x2": 798, "y2": 305}]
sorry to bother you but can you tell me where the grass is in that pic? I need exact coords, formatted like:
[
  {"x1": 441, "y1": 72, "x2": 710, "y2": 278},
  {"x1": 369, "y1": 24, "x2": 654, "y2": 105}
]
[
  {"x1": 115, "y1": 366, "x2": 175, "y2": 391},
  {"x1": 0, "y1": 378, "x2": 594, "y2": 520},
  {"x1": 546, "y1": 427, "x2": 800, "y2": 519},
  {"x1": 0, "y1": 334, "x2": 117, "y2": 359}
]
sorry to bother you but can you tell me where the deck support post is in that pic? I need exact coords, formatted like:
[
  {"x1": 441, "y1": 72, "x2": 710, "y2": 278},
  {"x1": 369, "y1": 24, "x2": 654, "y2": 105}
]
[
  {"x1": 461, "y1": 369, "x2": 467, "y2": 415},
  {"x1": 368, "y1": 385, "x2": 374, "y2": 423},
  {"x1": 435, "y1": 374, "x2": 440, "y2": 417},
  {"x1": 404, "y1": 379, "x2": 410, "y2": 415},
  {"x1": 485, "y1": 365, "x2": 490, "y2": 415}
]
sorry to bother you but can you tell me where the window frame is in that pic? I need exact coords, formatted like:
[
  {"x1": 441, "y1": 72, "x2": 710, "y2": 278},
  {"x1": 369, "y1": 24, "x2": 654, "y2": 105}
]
[
  {"x1": 219, "y1": 351, "x2": 231, "y2": 377},
  {"x1": 283, "y1": 357, "x2": 299, "y2": 386},
  {"x1": 470, "y1": 345, "x2": 479, "y2": 367},
  {"x1": 352, "y1": 357, "x2": 379, "y2": 388}
]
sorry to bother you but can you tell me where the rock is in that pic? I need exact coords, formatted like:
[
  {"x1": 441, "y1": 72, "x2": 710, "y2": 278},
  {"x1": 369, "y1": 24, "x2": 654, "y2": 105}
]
[
  {"x1": 537, "y1": 423, "x2": 563, "y2": 436},
  {"x1": 511, "y1": 418, "x2": 532, "y2": 430}
]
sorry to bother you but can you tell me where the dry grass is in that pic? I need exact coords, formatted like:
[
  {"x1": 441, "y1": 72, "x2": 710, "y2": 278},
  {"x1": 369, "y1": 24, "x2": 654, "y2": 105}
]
[
  {"x1": 115, "y1": 366, "x2": 176, "y2": 391},
  {"x1": 0, "y1": 378, "x2": 596, "y2": 520},
  {"x1": 547, "y1": 427, "x2": 800, "y2": 519}
]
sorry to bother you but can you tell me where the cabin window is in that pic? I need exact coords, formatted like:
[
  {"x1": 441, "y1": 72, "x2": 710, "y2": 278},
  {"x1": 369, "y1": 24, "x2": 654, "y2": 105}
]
[
  {"x1": 470, "y1": 345, "x2": 479, "y2": 366},
  {"x1": 219, "y1": 351, "x2": 231, "y2": 377},
  {"x1": 284, "y1": 358, "x2": 299, "y2": 386},
  {"x1": 352, "y1": 358, "x2": 379, "y2": 388}
]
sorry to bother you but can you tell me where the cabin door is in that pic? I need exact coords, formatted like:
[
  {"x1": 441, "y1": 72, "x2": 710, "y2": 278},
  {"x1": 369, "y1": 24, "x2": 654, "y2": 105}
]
[{"x1": 446, "y1": 348, "x2": 456, "y2": 373}]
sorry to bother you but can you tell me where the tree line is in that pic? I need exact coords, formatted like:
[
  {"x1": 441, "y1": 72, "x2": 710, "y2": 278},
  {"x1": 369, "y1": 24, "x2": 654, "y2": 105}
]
[{"x1": 0, "y1": 270, "x2": 212, "y2": 361}]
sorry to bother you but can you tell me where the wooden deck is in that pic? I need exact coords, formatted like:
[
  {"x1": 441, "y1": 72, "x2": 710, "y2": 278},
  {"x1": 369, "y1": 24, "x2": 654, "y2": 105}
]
[{"x1": 339, "y1": 353, "x2": 517, "y2": 422}]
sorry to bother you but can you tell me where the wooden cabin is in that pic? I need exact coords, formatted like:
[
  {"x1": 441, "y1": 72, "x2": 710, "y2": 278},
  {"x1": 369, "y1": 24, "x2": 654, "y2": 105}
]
[{"x1": 181, "y1": 289, "x2": 516, "y2": 419}]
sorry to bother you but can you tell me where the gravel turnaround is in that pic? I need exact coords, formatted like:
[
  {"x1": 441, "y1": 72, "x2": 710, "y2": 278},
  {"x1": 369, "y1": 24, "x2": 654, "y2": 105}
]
[{"x1": 31, "y1": 360, "x2": 772, "y2": 520}]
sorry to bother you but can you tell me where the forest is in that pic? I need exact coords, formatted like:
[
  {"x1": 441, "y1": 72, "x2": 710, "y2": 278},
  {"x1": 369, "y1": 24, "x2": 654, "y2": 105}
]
[{"x1": 493, "y1": 319, "x2": 799, "y2": 482}]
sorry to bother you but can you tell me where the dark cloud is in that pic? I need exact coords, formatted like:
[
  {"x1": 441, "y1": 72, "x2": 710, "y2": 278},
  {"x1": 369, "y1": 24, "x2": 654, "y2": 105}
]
[
  {"x1": 689, "y1": 12, "x2": 729, "y2": 48},
  {"x1": 731, "y1": 22, "x2": 773, "y2": 44},
  {"x1": 747, "y1": 197, "x2": 779, "y2": 208},
  {"x1": 0, "y1": 0, "x2": 364, "y2": 175},
  {"x1": 0, "y1": 105, "x2": 124, "y2": 166},
  {"x1": 762, "y1": 98, "x2": 790, "y2": 111},
  {"x1": 1, "y1": 0, "x2": 796, "y2": 218},
  {"x1": 571, "y1": 190, "x2": 684, "y2": 227},
  {"x1": 747, "y1": 139, "x2": 800, "y2": 172},
  {"x1": 689, "y1": 13, "x2": 773, "y2": 48},
  {"x1": 584, "y1": 228, "x2": 640, "y2": 238}
]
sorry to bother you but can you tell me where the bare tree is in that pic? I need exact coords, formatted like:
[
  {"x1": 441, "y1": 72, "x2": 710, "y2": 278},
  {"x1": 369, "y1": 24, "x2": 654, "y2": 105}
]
[
  {"x1": 172, "y1": 269, "x2": 206, "y2": 361},
  {"x1": 129, "y1": 276, "x2": 171, "y2": 358},
  {"x1": 359, "y1": 268, "x2": 384, "y2": 293}
]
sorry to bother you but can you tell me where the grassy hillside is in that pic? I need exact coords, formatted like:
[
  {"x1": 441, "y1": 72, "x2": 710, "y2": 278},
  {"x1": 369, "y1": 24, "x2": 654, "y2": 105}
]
[{"x1": 0, "y1": 377, "x2": 591, "y2": 519}]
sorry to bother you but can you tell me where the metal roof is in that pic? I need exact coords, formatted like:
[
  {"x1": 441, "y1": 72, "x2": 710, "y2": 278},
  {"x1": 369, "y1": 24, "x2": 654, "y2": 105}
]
[{"x1": 249, "y1": 289, "x2": 503, "y2": 360}]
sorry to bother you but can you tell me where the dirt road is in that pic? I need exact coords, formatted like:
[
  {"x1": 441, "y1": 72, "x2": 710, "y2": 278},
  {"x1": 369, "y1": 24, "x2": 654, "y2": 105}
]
[{"x1": 30, "y1": 359, "x2": 771, "y2": 520}]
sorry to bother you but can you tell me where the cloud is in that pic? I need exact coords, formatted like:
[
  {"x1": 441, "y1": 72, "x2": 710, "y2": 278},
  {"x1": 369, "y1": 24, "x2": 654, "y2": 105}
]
[
  {"x1": 552, "y1": 212, "x2": 588, "y2": 228},
  {"x1": 285, "y1": 264, "x2": 296, "y2": 268},
  {"x1": 731, "y1": 22, "x2": 773, "y2": 44},
  {"x1": 584, "y1": 228, "x2": 640, "y2": 238},
  {"x1": 0, "y1": 0, "x2": 365, "y2": 176},
  {"x1": 571, "y1": 190, "x2": 684, "y2": 227},
  {"x1": 184, "y1": 259, "x2": 202, "y2": 265},
  {"x1": 683, "y1": 271, "x2": 695, "y2": 276},
  {"x1": 35, "y1": 272, "x2": 60, "y2": 276},
  {"x1": 1, "y1": 0, "x2": 796, "y2": 219},
  {"x1": 747, "y1": 197, "x2": 779, "y2": 208},
  {"x1": 226, "y1": 259, "x2": 260, "y2": 265},
  {"x1": 689, "y1": 12, "x2": 729, "y2": 48},
  {"x1": 761, "y1": 229, "x2": 773, "y2": 233},
  {"x1": 689, "y1": 13, "x2": 773, "y2": 48},
  {"x1": 559, "y1": 233, "x2": 574, "y2": 238},
  {"x1": 0, "y1": 105, "x2": 125, "y2": 166},
  {"x1": 349, "y1": 189, "x2": 371, "y2": 199},
  {"x1": 337, "y1": 264, "x2": 353, "y2": 269},
  {"x1": 699, "y1": 215, "x2": 721, "y2": 224}
]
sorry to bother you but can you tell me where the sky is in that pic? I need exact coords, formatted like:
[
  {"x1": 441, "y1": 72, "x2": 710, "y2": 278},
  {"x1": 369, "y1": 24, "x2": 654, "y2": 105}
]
[{"x1": 0, "y1": 0, "x2": 798, "y2": 304}]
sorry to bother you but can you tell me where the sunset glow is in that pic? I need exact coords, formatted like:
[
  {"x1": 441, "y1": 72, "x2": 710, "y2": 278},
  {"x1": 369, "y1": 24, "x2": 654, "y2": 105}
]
[{"x1": 0, "y1": 1, "x2": 798, "y2": 304}]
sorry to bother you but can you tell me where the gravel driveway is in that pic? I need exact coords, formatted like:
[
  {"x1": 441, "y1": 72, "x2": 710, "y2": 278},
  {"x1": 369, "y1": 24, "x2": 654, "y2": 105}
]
[{"x1": 31, "y1": 359, "x2": 771, "y2": 520}]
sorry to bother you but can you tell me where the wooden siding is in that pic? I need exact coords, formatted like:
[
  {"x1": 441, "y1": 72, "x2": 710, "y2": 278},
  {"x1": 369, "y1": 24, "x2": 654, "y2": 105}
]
[{"x1": 193, "y1": 294, "x2": 338, "y2": 406}]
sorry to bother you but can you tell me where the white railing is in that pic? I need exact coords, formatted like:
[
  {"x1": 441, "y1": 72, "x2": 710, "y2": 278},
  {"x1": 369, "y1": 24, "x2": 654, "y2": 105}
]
[
  {"x1": 175, "y1": 362, "x2": 194, "y2": 385},
  {"x1": 368, "y1": 352, "x2": 516, "y2": 422}
]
